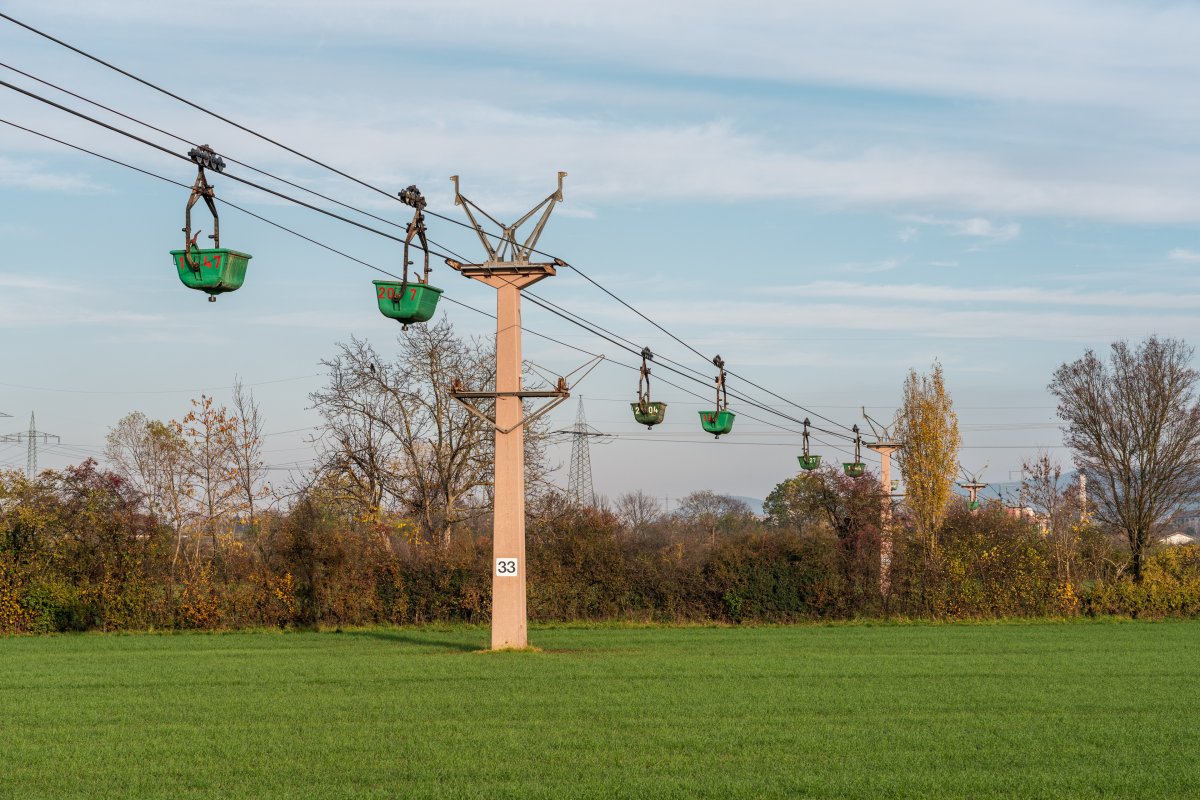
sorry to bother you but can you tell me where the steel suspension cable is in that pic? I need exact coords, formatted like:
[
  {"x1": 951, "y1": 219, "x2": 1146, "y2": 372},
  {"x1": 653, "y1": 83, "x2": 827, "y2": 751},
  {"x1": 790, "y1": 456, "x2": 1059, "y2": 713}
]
[
  {"x1": 0, "y1": 19, "x2": 865, "y2": 436},
  {"x1": 0, "y1": 60, "x2": 452, "y2": 243},
  {"x1": 2, "y1": 73, "x2": 859, "y2": 438}
]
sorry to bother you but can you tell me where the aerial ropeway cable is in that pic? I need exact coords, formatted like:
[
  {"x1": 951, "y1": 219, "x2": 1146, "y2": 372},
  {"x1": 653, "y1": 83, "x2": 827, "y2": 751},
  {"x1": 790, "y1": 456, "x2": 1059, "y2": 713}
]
[
  {"x1": 0, "y1": 54, "x2": 870, "y2": 444},
  {"x1": 0, "y1": 11, "x2": 866, "y2": 441},
  {"x1": 0, "y1": 114, "x2": 870, "y2": 458}
]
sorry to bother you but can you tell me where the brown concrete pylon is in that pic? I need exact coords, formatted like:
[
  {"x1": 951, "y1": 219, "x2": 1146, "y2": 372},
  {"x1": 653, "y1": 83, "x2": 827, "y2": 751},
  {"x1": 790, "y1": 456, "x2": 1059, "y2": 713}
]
[
  {"x1": 862, "y1": 408, "x2": 902, "y2": 595},
  {"x1": 444, "y1": 173, "x2": 570, "y2": 650}
]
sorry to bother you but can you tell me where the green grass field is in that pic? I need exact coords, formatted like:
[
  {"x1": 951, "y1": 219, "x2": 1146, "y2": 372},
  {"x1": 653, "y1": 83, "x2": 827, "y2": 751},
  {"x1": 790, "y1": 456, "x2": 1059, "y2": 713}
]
[{"x1": 2, "y1": 621, "x2": 1198, "y2": 799}]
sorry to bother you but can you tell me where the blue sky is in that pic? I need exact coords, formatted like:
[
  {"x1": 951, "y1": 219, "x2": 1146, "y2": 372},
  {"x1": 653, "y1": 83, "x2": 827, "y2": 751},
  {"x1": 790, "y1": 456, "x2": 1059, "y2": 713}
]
[{"x1": 3, "y1": 1, "x2": 1200, "y2": 506}]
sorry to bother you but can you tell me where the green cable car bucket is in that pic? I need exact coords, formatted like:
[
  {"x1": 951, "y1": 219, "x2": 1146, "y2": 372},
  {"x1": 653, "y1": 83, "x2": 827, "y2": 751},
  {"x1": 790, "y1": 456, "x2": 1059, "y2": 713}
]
[
  {"x1": 699, "y1": 355, "x2": 734, "y2": 437},
  {"x1": 798, "y1": 418, "x2": 820, "y2": 471},
  {"x1": 632, "y1": 401, "x2": 667, "y2": 428},
  {"x1": 699, "y1": 410, "x2": 735, "y2": 437},
  {"x1": 373, "y1": 281, "x2": 443, "y2": 325},
  {"x1": 631, "y1": 348, "x2": 667, "y2": 428},
  {"x1": 373, "y1": 185, "x2": 442, "y2": 326},
  {"x1": 173, "y1": 146, "x2": 251, "y2": 301},
  {"x1": 842, "y1": 424, "x2": 865, "y2": 477},
  {"x1": 798, "y1": 454, "x2": 821, "y2": 471},
  {"x1": 172, "y1": 247, "x2": 251, "y2": 298}
]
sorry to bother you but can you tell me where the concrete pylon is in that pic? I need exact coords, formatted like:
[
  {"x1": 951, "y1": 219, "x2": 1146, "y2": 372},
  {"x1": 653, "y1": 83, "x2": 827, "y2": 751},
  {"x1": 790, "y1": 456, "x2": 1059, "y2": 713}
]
[{"x1": 445, "y1": 173, "x2": 570, "y2": 650}]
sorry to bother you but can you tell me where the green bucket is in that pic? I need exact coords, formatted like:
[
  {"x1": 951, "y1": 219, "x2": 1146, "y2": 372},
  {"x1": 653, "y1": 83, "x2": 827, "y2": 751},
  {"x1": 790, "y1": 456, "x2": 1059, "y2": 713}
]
[
  {"x1": 843, "y1": 462, "x2": 866, "y2": 478},
  {"x1": 373, "y1": 281, "x2": 443, "y2": 324},
  {"x1": 699, "y1": 410, "x2": 735, "y2": 437},
  {"x1": 631, "y1": 401, "x2": 667, "y2": 428},
  {"x1": 171, "y1": 247, "x2": 251, "y2": 297},
  {"x1": 798, "y1": 454, "x2": 822, "y2": 471}
]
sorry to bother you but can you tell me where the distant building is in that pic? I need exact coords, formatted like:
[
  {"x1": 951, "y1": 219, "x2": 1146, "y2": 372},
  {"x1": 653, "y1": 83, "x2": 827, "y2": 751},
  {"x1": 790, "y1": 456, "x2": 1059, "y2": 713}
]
[
  {"x1": 1159, "y1": 532, "x2": 1198, "y2": 547},
  {"x1": 1004, "y1": 504, "x2": 1048, "y2": 532}
]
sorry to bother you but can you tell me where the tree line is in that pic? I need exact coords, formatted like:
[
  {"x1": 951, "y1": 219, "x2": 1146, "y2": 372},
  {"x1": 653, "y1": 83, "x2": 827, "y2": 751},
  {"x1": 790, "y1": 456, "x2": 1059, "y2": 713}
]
[{"x1": 2, "y1": 325, "x2": 1199, "y2": 633}]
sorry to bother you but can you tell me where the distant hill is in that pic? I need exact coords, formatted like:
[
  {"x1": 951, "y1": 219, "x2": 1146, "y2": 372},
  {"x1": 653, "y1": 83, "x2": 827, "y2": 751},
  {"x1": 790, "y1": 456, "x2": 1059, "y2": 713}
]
[{"x1": 733, "y1": 496, "x2": 766, "y2": 516}]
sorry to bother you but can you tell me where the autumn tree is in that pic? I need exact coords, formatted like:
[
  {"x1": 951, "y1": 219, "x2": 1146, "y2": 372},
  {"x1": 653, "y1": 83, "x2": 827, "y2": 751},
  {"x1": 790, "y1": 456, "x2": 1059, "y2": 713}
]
[
  {"x1": 764, "y1": 466, "x2": 885, "y2": 541},
  {"x1": 1049, "y1": 336, "x2": 1200, "y2": 581},
  {"x1": 0, "y1": 468, "x2": 58, "y2": 557},
  {"x1": 895, "y1": 361, "x2": 960, "y2": 550}
]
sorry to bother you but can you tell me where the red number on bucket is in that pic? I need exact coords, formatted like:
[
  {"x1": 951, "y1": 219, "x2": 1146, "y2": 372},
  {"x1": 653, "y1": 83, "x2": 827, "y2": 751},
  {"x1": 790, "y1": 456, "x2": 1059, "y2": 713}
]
[
  {"x1": 213, "y1": 254, "x2": 222, "y2": 269},
  {"x1": 410, "y1": 288, "x2": 417, "y2": 299},
  {"x1": 203, "y1": 257, "x2": 212, "y2": 268},
  {"x1": 377, "y1": 287, "x2": 386, "y2": 299}
]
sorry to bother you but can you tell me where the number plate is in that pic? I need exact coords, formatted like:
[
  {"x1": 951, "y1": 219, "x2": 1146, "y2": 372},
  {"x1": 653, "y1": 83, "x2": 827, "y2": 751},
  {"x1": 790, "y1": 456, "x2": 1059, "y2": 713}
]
[{"x1": 494, "y1": 557, "x2": 519, "y2": 577}]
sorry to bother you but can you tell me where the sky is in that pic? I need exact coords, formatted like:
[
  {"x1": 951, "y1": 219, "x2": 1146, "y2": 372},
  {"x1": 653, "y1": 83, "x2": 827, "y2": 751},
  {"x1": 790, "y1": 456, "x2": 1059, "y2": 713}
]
[{"x1": 3, "y1": 0, "x2": 1200, "y2": 507}]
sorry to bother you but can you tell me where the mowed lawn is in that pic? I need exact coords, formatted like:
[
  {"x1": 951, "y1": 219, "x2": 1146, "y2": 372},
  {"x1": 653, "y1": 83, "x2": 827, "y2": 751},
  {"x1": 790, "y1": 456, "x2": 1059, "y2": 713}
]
[{"x1": 2, "y1": 622, "x2": 1198, "y2": 799}]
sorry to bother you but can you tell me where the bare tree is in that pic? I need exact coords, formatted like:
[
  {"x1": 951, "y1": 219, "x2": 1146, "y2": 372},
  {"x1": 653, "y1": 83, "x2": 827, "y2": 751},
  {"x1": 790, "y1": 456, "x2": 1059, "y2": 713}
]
[
  {"x1": 105, "y1": 412, "x2": 192, "y2": 570},
  {"x1": 310, "y1": 337, "x2": 402, "y2": 516},
  {"x1": 310, "y1": 319, "x2": 513, "y2": 546},
  {"x1": 229, "y1": 379, "x2": 269, "y2": 530},
  {"x1": 614, "y1": 490, "x2": 663, "y2": 534},
  {"x1": 1021, "y1": 451, "x2": 1083, "y2": 582},
  {"x1": 1049, "y1": 336, "x2": 1200, "y2": 581},
  {"x1": 674, "y1": 490, "x2": 753, "y2": 545},
  {"x1": 175, "y1": 395, "x2": 237, "y2": 560}
]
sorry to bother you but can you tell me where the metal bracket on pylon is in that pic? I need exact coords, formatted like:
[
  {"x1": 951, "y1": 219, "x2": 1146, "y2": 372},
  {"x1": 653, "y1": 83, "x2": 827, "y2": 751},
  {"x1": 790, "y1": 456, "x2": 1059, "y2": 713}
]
[{"x1": 449, "y1": 354, "x2": 603, "y2": 435}]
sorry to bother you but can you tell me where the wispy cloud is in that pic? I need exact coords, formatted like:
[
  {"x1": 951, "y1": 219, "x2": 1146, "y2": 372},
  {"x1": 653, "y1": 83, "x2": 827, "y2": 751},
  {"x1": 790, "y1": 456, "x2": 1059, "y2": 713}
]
[
  {"x1": 764, "y1": 280, "x2": 1200, "y2": 310},
  {"x1": 0, "y1": 274, "x2": 86, "y2": 293},
  {"x1": 653, "y1": 297, "x2": 1200, "y2": 343},
  {"x1": 0, "y1": 158, "x2": 100, "y2": 194},
  {"x1": 902, "y1": 215, "x2": 1020, "y2": 243},
  {"x1": 954, "y1": 218, "x2": 1020, "y2": 242},
  {"x1": 39, "y1": 1, "x2": 1200, "y2": 117},
  {"x1": 835, "y1": 258, "x2": 902, "y2": 274},
  {"x1": 1168, "y1": 248, "x2": 1200, "y2": 262}
]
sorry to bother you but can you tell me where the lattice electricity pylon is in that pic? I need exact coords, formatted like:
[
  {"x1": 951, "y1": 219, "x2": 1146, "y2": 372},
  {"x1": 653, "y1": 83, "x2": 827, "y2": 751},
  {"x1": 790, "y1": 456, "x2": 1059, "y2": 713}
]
[
  {"x1": 0, "y1": 412, "x2": 60, "y2": 478},
  {"x1": 560, "y1": 397, "x2": 605, "y2": 507}
]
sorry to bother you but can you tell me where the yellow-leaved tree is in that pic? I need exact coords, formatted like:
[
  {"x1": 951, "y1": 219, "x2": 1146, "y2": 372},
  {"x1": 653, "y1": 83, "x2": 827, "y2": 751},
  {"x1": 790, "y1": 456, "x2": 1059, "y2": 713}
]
[{"x1": 896, "y1": 361, "x2": 960, "y2": 551}]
